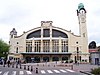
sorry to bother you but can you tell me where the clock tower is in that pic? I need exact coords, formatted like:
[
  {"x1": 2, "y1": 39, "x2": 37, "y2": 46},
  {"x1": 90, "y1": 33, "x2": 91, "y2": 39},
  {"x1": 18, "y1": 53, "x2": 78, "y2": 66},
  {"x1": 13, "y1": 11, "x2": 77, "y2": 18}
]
[
  {"x1": 77, "y1": 3, "x2": 87, "y2": 37},
  {"x1": 77, "y1": 3, "x2": 88, "y2": 53}
]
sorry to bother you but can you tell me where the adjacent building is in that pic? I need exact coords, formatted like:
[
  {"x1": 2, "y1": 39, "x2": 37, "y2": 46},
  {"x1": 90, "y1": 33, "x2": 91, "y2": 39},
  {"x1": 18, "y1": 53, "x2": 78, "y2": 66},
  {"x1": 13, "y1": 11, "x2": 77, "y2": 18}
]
[{"x1": 8, "y1": 3, "x2": 89, "y2": 63}]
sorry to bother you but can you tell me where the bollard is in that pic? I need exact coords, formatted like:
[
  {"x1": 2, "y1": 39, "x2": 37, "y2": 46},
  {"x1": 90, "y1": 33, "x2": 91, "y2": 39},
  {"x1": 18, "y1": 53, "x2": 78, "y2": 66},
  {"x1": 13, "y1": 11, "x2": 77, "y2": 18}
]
[
  {"x1": 54, "y1": 65, "x2": 55, "y2": 67},
  {"x1": 24, "y1": 65, "x2": 26, "y2": 70},
  {"x1": 31, "y1": 66, "x2": 33, "y2": 71},
  {"x1": 3, "y1": 64, "x2": 5, "y2": 67},
  {"x1": 12, "y1": 64, "x2": 14, "y2": 68},
  {"x1": 43, "y1": 64, "x2": 44, "y2": 66},
  {"x1": 27, "y1": 66, "x2": 29, "y2": 70},
  {"x1": 36, "y1": 68, "x2": 38, "y2": 74},
  {"x1": 16, "y1": 65, "x2": 18, "y2": 68},
  {"x1": 71, "y1": 65, "x2": 73, "y2": 70},
  {"x1": 20, "y1": 64, "x2": 22, "y2": 69},
  {"x1": 37, "y1": 64, "x2": 39, "y2": 66},
  {"x1": 48, "y1": 64, "x2": 50, "y2": 67}
]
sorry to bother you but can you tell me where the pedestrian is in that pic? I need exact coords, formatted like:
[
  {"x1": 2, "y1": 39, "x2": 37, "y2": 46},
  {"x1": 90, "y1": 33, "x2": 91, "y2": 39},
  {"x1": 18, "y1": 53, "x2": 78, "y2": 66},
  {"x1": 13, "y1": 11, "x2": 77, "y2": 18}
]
[
  {"x1": 77, "y1": 60, "x2": 79, "y2": 65},
  {"x1": 7, "y1": 59, "x2": 10, "y2": 67},
  {"x1": 11, "y1": 59, "x2": 15, "y2": 66},
  {"x1": 3, "y1": 59, "x2": 6, "y2": 67},
  {"x1": 17, "y1": 59, "x2": 21, "y2": 66}
]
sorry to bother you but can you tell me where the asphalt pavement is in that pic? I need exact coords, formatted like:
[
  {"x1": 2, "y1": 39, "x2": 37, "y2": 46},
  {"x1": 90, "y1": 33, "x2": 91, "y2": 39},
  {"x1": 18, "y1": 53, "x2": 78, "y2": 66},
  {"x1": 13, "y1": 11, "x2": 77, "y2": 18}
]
[{"x1": 0, "y1": 63, "x2": 86, "y2": 75}]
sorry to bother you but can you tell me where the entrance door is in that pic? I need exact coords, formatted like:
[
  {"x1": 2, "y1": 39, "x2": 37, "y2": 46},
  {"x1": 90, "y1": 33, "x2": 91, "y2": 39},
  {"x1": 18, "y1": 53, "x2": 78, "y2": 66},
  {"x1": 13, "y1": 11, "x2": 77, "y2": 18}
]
[
  {"x1": 52, "y1": 57, "x2": 59, "y2": 61},
  {"x1": 43, "y1": 57, "x2": 49, "y2": 62},
  {"x1": 95, "y1": 58, "x2": 99, "y2": 65},
  {"x1": 26, "y1": 57, "x2": 31, "y2": 63},
  {"x1": 62, "y1": 57, "x2": 68, "y2": 61},
  {"x1": 34, "y1": 56, "x2": 40, "y2": 63}
]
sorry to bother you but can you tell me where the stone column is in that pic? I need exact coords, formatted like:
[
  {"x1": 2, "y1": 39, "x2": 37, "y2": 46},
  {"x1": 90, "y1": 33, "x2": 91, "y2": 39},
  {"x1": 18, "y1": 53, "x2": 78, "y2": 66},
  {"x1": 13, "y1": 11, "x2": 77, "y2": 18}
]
[
  {"x1": 50, "y1": 25, "x2": 52, "y2": 52},
  {"x1": 41, "y1": 27, "x2": 43, "y2": 52},
  {"x1": 32, "y1": 38, "x2": 34, "y2": 52},
  {"x1": 59, "y1": 37, "x2": 61, "y2": 52}
]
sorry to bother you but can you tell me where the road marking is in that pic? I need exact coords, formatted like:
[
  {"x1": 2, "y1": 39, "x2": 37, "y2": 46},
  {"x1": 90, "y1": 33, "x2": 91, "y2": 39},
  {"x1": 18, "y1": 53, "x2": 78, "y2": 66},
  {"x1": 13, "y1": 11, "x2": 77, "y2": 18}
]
[
  {"x1": 53, "y1": 70, "x2": 60, "y2": 73},
  {"x1": 0, "y1": 71, "x2": 2, "y2": 74},
  {"x1": 41, "y1": 70, "x2": 46, "y2": 74},
  {"x1": 60, "y1": 69, "x2": 67, "y2": 73},
  {"x1": 3, "y1": 71, "x2": 9, "y2": 75},
  {"x1": 47, "y1": 70, "x2": 53, "y2": 73},
  {"x1": 12, "y1": 71, "x2": 16, "y2": 75},
  {"x1": 66, "y1": 69, "x2": 75, "y2": 72},
  {"x1": 20, "y1": 71, "x2": 24, "y2": 74},
  {"x1": 26, "y1": 71, "x2": 32, "y2": 74}
]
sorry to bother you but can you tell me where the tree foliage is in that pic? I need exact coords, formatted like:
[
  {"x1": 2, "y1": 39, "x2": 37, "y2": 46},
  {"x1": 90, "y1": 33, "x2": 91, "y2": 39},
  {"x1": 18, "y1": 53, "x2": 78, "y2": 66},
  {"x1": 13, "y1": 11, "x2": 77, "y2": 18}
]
[
  {"x1": 91, "y1": 67, "x2": 100, "y2": 75},
  {"x1": 0, "y1": 39, "x2": 10, "y2": 58},
  {"x1": 88, "y1": 41, "x2": 96, "y2": 49}
]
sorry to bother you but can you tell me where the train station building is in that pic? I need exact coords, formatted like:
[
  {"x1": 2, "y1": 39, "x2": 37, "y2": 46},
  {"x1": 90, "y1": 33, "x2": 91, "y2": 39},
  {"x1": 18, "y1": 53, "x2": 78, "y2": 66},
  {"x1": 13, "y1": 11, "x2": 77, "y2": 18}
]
[{"x1": 8, "y1": 3, "x2": 89, "y2": 63}]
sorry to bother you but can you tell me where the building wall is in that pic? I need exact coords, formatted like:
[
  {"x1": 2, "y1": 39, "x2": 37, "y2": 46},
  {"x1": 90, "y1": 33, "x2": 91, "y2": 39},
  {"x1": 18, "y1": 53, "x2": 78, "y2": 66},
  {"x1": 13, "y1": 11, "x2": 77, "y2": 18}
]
[{"x1": 8, "y1": 21, "x2": 89, "y2": 63}]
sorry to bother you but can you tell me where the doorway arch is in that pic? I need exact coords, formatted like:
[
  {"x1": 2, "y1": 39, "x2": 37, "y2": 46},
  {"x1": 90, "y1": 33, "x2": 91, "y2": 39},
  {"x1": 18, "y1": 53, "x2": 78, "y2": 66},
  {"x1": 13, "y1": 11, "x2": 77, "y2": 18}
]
[
  {"x1": 62, "y1": 56, "x2": 68, "y2": 61},
  {"x1": 52, "y1": 57, "x2": 59, "y2": 61},
  {"x1": 43, "y1": 57, "x2": 49, "y2": 62},
  {"x1": 26, "y1": 56, "x2": 31, "y2": 63},
  {"x1": 34, "y1": 56, "x2": 40, "y2": 63}
]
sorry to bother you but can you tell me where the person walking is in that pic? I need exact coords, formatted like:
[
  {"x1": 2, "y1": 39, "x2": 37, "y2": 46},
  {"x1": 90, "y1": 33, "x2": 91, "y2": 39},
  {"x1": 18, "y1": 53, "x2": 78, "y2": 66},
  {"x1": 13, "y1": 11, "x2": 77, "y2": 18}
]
[{"x1": 7, "y1": 59, "x2": 10, "y2": 67}]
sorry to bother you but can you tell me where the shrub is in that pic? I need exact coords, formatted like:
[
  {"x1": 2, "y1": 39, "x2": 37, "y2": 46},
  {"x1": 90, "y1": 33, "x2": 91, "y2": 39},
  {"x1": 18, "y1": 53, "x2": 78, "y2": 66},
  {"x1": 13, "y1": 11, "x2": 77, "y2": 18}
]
[
  {"x1": 69, "y1": 60, "x2": 73, "y2": 63},
  {"x1": 65, "y1": 60, "x2": 73, "y2": 63},
  {"x1": 91, "y1": 67, "x2": 100, "y2": 75}
]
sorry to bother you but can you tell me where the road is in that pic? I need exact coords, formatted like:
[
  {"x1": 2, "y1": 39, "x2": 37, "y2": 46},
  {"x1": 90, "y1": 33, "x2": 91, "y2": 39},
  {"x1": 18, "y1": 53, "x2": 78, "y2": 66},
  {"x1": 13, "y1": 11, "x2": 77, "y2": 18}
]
[{"x1": 0, "y1": 65, "x2": 86, "y2": 75}]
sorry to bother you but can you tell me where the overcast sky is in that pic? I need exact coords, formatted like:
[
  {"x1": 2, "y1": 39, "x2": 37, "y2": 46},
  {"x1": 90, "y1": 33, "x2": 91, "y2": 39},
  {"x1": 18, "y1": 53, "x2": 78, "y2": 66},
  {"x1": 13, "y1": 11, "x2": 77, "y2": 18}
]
[{"x1": 0, "y1": 0, "x2": 100, "y2": 46}]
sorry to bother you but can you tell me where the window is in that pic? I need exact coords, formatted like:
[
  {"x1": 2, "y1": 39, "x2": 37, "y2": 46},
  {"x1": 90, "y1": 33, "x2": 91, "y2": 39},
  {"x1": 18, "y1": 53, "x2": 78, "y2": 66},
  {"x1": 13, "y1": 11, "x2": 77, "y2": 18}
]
[
  {"x1": 43, "y1": 29, "x2": 50, "y2": 37},
  {"x1": 77, "y1": 47, "x2": 79, "y2": 53},
  {"x1": 76, "y1": 42, "x2": 78, "y2": 44},
  {"x1": 83, "y1": 33, "x2": 85, "y2": 37},
  {"x1": 52, "y1": 29, "x2": 68, "y2": 38},
  {"x1": 16, "y1": 47, "x2": 18, "y2": 53},
  {"x1": 34, "y1": 41, "x2": 41, "y2": 52},
  {"x1": 17, "y1": 42, "x2": 19, "y2": 44},
  {"x1": 52, "y1": 40, "x2": 59, "y2": 52},
  {"x1": 61, "y1": 40, "x2": 68, "y2": 52},
  {"x1": 43, "y1": 40, "x2": 50, "y2": 52},
  {"x1": 26, "y1": 40, "x2": 32, "y2": 52},
  {"x1": 26, "y1": 30, "x2": 41, "y2": 39}
]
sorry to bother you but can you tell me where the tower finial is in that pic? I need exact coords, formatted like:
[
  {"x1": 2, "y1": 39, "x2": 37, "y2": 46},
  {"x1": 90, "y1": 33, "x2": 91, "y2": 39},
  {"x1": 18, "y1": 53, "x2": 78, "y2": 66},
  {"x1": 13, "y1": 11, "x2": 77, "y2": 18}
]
[{"x1": 78, "y1": 3, "x2": 84, "y2": 10}]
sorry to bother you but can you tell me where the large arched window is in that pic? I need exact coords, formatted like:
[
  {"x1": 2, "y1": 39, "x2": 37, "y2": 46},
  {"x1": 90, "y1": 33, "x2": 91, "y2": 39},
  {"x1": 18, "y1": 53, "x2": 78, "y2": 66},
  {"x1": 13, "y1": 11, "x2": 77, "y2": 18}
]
[
  {"x1": 52, "y1": 29, "x2": 68, "y2": 38},
  {"x1": 43, "y1": 29, "x2": 50, "y2": 37},
  {"x1": 26, "y1": 30, "x2": 41, "y2": 39},
  {"x1": 26, "y1": 29, "x2": 68, "y2": 39}
]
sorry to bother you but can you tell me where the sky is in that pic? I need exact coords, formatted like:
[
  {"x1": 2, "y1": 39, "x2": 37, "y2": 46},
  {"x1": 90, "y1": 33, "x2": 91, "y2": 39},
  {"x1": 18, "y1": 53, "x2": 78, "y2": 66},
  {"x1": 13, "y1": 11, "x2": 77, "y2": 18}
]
[{"x1": 0, "y1": 0, "x2": 100, "y2": 46}]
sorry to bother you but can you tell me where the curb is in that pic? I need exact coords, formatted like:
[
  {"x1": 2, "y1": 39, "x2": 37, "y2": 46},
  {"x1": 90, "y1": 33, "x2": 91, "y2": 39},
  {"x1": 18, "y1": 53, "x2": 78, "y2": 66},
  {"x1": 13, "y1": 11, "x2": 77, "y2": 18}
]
[{"x1": 80, "y1": 71, "x2": 94, "y2": 75}]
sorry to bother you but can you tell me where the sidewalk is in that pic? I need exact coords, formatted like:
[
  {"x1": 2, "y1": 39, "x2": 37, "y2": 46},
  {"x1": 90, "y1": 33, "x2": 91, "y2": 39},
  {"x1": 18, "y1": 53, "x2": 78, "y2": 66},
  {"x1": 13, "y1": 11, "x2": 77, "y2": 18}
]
[{"x1": 73, "y1": 64, "x2": 99, "y2": 72}]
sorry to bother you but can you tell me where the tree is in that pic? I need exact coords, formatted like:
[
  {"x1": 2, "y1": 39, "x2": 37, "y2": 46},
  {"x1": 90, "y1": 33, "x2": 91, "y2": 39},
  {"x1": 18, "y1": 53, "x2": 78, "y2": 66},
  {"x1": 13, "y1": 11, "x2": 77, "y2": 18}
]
[
  {"x1": 0, "y1": 39, "x2": 10, "y2": 59},
  {"x1": 89, "y1": 41, "x2": 96, "y2": 49}
]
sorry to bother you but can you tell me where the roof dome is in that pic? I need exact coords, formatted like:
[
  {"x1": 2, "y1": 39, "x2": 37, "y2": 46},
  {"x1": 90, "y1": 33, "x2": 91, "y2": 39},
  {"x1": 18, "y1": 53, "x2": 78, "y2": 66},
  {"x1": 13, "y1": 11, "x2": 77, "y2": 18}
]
[{"x1": 78, "y1": 3, "x2": 84, "y2": 10}]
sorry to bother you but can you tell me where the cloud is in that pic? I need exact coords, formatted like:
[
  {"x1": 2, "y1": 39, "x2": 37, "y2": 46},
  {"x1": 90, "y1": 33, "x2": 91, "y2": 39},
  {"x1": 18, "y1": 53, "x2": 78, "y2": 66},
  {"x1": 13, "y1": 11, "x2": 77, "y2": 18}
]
[{"x1": 0, "y1": 0, "x2": 100, "y2": 46}]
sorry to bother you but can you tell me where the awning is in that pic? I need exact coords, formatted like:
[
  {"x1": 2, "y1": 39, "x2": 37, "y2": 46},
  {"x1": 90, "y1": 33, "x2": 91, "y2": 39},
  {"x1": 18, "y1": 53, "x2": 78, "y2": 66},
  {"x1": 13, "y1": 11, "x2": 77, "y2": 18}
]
[{"x1": 21, "y1": 52, "x2": 72, "y2": 55}]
